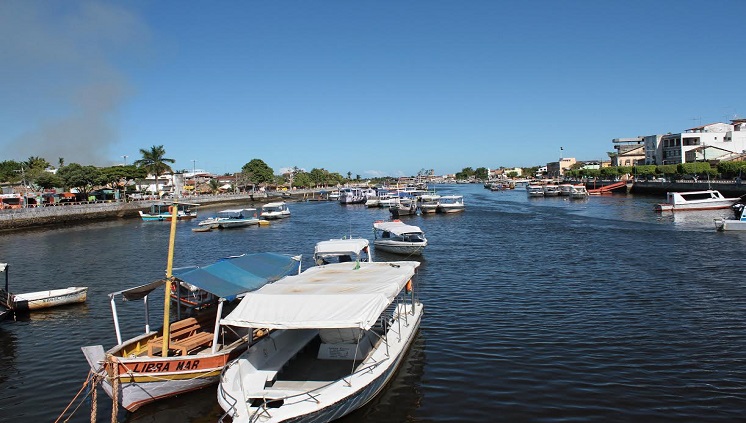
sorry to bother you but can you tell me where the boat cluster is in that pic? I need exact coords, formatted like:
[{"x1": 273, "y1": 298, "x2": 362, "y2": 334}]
[
  {"x1": 332, "y1": 186, "x2": 465, "y2": 217},
  {"x1": 526, "y1": 182, "x2": 589, "y2": 199},
  {"x1": 75, "y1": 192, "x2": 433, "y2": 422}
]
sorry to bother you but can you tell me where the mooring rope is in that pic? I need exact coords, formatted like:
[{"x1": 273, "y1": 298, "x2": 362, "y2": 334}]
[
  {"x1": 53, "y1": 370, "x2": 99, "y2": 423},
  {"x1": 111, "y1": 360, "x2": 119, "y2": 423}
]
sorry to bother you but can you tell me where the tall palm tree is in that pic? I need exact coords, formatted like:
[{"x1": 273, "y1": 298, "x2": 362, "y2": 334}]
[{"x1": 134, "y1": 145, "x2": 175, "y2": 197}]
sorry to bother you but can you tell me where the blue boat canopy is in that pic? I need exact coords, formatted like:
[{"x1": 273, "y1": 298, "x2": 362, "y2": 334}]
[{"x1": 172, "y1": 252, "x2": 301, "y2": 300}]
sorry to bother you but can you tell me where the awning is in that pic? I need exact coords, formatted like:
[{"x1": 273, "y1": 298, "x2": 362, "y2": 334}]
[
  {"x1": 117, "y1": 279, "x2": 166, "y2": 301},
  {"x1": 220, "y1": 261, "x2": 419, "y2": 330},
  {"x1": 373, "y1": 221, "x2": 423, "y2": 235},
  {"x1": 313, "y1": 239, "x2": 369, "y2": 259},
  {"x1": 172, "y1": 252, "x2": 301, "y2": 300}
]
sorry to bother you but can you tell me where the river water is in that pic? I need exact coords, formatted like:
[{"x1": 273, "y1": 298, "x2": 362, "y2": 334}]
[{"x1": 1, "y1": 184, "x2": 745, "y2": 422}]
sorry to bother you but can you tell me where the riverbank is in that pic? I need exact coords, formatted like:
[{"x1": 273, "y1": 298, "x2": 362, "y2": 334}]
[{"x1": 0, "y1": 189, "x2": 328, "y2": 232}]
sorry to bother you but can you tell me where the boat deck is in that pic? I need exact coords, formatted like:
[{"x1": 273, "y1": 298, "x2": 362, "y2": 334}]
[{"x1": 275, "y1": 336, "x2": 361, "y2": 382}]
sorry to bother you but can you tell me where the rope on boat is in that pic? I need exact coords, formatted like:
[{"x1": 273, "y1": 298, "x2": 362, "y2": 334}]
[
  {"x1": 53, "y1": 370, "x2": 99, "y2": 423},
  {"x1": 111, "y1": 359, "x2": 119, "y2": 423}
]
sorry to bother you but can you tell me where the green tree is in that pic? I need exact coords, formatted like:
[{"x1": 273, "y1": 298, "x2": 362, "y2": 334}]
[
  {"x1": 241, "y1": 159, "x2": 274, "y2": 185},
  {"x1": 475, "y1": 167, "x2": 488, "y2": 180},
  {"x1": 633, "y1": 165, "x2": 657, "y2": 178},
  {"x1": 0, "y1": 160, "x2": 25, "y2": 183},
  {"x1": 657, "y1": 164, "x2": 678, "y2": 177},
  {"x1": 134, "y1": 145, "x2": 175, "y2": 196},
  {"x1": 33, "y1": 172, "x2": 62, "y2": 190},
  {"x1": 57, "y1": 164, "x2": 105, "y2": 195},
  {"x1": 209, "y1": 179, "x2": 220, "y2": 193},
  {"x1": 717, "y1": 161, "x2": 746, "y2": 178},
  {"x1": 100, "y1": 165, "x2": 147, "y2": 200},
  {"x1": 293, "y1": 172, "x2": 311, "y2": 188}
]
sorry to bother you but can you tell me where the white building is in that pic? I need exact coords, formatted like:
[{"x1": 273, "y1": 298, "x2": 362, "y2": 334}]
[{"x1": 660, "y1": 121, "x2": 746, "y2": 165}]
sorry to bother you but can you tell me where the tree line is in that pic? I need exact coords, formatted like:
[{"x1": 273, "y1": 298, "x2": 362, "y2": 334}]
[{"x1": 563, "y1": 162, "x2": 746, "y2": 180}]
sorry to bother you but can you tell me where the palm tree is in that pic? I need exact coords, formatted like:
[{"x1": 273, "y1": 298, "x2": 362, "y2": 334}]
[{"x1": 134, "y1": 145, "x2": 175, "y2": 197}]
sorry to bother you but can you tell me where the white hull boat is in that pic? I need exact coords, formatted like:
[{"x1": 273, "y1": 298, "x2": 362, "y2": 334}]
[
  {"x1": 1, "y1": 263, "x2": 87, "y2": 313},
  {"x1": 198, "y1": 208, "x2": 260, "y2": 229},
  {"x1": 313, "y1": 238, "x2": 371, "y2": 265},
  {"x1": 373, "y1": 220, "x2": 427, "y2": 255},
  {"x1": 714, "y1": 204, "x2": 746, "y2": 231},
  {"x1": 570, "y1": 185, "x2": 589, "y2": 199},
  {"x1": 261, "y1": 202, "x2": 291, "y2": 220},
  {"x1": 436, "y1": 195, "x2": 465, "y2": 213},
  {"x1": 654, "y1": 190, "x2": 739, "y2": 212},
  {"x1": 526, "y1": 185, "x2": 544, "y2": 197},
  {"x1": 217, "y1": 261, "x2": 422, "y2": 423},
  {"x1": 418, "y1": 194, "x2": 440, "y2": 214}
]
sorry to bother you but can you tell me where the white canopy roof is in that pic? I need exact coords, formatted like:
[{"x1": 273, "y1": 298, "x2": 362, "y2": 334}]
[
  {"x1": 373, "y1": 221, "x2": 424, "y2": 236},
  {"x1": 220, "y1": 261, "x2": 419, "y2": 330},
  {"x1": 314, "y1": 238, "x2": 369, "y2": 258}
]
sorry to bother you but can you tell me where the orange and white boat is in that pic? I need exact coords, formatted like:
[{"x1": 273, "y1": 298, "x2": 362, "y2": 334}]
[{"x1": 82, "y1": 204, "x2": 301, "y2": 412}]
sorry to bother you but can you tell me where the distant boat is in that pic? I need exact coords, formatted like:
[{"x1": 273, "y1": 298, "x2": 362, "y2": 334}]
[
  {"x1": 654, "y1": 190, "x2": 739, "y2": 212},
  {"x1": 437, "y1": 195, "x2": 465, "y2": 213},
  {"x1": 260, "y1": 202, "x2": 291, "y2": 220},
  {"x1": 338, "y1": 187, "x2": 366, "y2": 205},
  {"x1": 197, "y1": 208, "x2": 259, "y2": 229},
  {"x1": 139, "y1": 203, "x2": 198, "y2": 221},
  {"x1": 570, "y1": 185, "x2": 589, "y2": 199},
  {"x1": 419, "y1": 193, "x2": 441, "y2": 214},
  {"x1": 0, "y1": 263, "x2": 87, "y2": 313},
  {"x1": 526, "y1": 184, "x2": 544, "y2": 197}
]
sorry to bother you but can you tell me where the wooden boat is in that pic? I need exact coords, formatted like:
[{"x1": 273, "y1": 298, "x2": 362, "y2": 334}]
[
  {"x1": 654, "y1": 190, "x2": 739, "y2": 212},
  {"x1": 373, "y1": 220, "x2": 427, "y2": 255},
  {"x1": 0, "y1": 263, "x2": 87, "y2": 313},
  {"x1": 139, "y1": 202, "x2": 198, "y2": 221},
  {"x1": 217, "y1": 260, "x2": 423, "y2": 423},
  {"x1": 81, "y1": 203, "x2": 302, "y2": 412}
]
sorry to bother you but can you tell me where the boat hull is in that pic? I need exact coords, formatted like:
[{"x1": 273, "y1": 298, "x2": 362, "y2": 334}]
[
  {"x1": 83, "y1": 339, "x2": 248, "y2": 412},
  {"x1": 373, "y1": 240, "x2": 426, "y2": 255},
  {"x1": 715, "y1": 219, "x2": 746, "y2": 231},
  {"x1": 218, "y1": 303, "x2": 423, "y2": 423},
  {"x1": 12, "y1": 287, "x2": 87, "y2": 311},
  {"x1": 655, "y1": 201, "x2": 735, "y2": 212}
]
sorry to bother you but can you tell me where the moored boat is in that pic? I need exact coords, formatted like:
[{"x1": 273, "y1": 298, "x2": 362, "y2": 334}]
[
  {"x1": 338, "y1": 187, "x2": 366, "y2": 205},
  {"x1": 139, "y1": 203, "x2": 198, "y2": 221},
  {"x1": 313, "y1": 238, "x2": 371, "y2": 265},
  {"x1": 198, "y1": 208, "x2": 259, "y2": 229},
  {"x1": 260, "y1": 202, "x2": 291, "y2": 220},
  {"x1": 0, "y1": 263, "x2": 87, "y2": 313},
  {"x1": 526, "y1": 184, "x2": 544, "y2": 197},
  {"x1": 373, "y1": 220, "x2": 428, "y2": 255},
  {"x1": 419, "y1": 193, "x2": 441, "y2": 214},
  {"x1": 436, "y1": 195, "x2": 465, "y2": 213},
  {"x1": 81, "y1": 203, "x2": 302, "y2": 412},
  {"x1": 543, "y1": 184, "x2": 561, "y2": 196},
  {"x1": 714, "y1": 203, "x2": 746, "y2": 231},
  {"x1": 217, "y1": 260, "x2": 423, "y2": 423},
  {"x1": 654, "y1": 190, "x2": 739, "y2": 212},
  {"x1": 570, "y1": 185, "x2": 589, "y2": 199}
]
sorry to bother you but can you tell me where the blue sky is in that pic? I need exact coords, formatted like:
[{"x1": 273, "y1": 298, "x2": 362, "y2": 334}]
[{"x1": 1, "y1": 1, "x2": 744, "y2": 177}]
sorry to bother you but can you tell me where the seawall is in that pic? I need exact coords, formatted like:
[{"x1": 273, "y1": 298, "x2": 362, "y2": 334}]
[{"x1": 0, "y1": 190, "x2": 325, "y2": 232}]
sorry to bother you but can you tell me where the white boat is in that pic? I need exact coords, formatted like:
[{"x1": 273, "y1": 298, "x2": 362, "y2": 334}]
[
  {"x1": 570, "y1": 185, "x2": 589, "y2": 199},
  {"x1": 559, "y1": 184, "x2": 574, "y2": 196},
  {"x1": 526, "y1": 185, "x2": 544, "y2": 197},
  {"x1": 338, "y1": 188, "x2": 366, "y2": 205},
  {"x1": 139, "y1": 203, "x2": 198, "y2": 221},
  {"x1": 217, "y1": 260, "x2": 423, "y2": 423},
  {"x1": 390, "y1": 195, "x2": 418, "y2": 217},
  {"x1": 328, "y1": 190, "x2": 340, "y2": 201},
  {"x1": 376, "y1": 191, "x2": 399, "y2": 208},
  {"x1": 198, "y1": 208, "x2": 259, "y2": 229},
  {"x1": 437, "y1": 195, "x2": 465, "y2": 213},
  {"x1": 419, "y1": 193, "x2": 441, "y2": 214},
  {"x1": 313, "y1": 238, "x2": 371, "y2": 265},
  {"x1": 543, "y1": 185, "x2": 561, "y2": 196},
  {"x1": 1, "y1": 263, "x2": 87, "y2": 313},
  {"x1": 81, "y1": 251, "x2": 302, "y2": 412},
  {"x1": 714, "y1": 203, "x2": 746, "y2": 231},
  {"x1": 373, "y1": 220, "x2": 427, "y2": 255},
  {"x1": 654, "y1": 190, "x2": 739, "y2": 212},
  {"x1": 261, "y1": 202, "x2": 291, "y2": 220}
]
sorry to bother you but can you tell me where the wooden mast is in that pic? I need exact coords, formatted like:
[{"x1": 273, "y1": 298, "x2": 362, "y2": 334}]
[{"x1": 161, "y1": 202, "x2": 179, "y2": 356}]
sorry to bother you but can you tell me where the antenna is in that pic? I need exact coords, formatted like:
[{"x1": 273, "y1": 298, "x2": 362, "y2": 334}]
[{"x1": 691, "y1": 116, "x2": 702, "y2": 127}]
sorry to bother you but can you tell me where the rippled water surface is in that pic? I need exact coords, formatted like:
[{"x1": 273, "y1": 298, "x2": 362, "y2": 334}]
[{"x1": 1, "y1": 185, "x2": 746, "y2": 422}]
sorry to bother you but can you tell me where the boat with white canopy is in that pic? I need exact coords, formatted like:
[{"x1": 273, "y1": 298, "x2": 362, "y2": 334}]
[
  {"x1": 217, "y1": 260, "x2": 422, "y2": 423},
  {"x1": 373, "y1": 220, "x2": 427, "y2": 255},
  {"x1": 313, "y1": 238, "x2": 371, "y2": 265}
]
